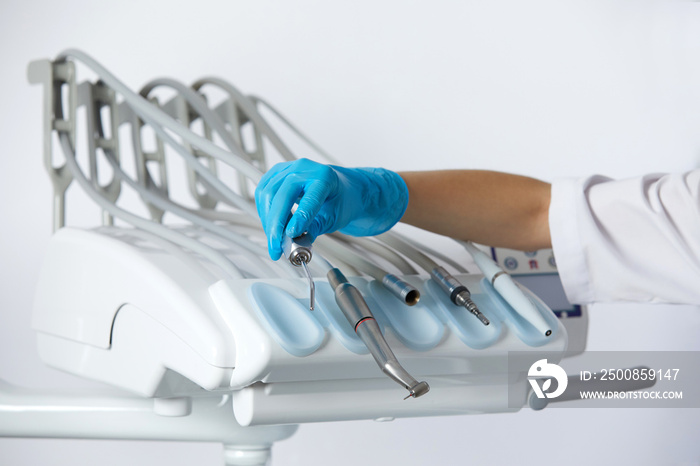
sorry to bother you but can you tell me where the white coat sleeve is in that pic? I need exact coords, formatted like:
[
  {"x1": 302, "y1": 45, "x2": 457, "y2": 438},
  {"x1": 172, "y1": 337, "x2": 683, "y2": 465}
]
[{"x1": 549, "y1": 171, "x2": 700, "y2": 305}]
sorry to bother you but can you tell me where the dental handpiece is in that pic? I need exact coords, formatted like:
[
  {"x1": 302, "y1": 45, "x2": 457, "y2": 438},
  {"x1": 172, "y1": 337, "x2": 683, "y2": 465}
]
[
  {"x1": 430, "y1": 266, "x2": 490, "y2": 326},
  {"x1": 462, "y1": 242, "x2": 552, "y2": 337},
  {"x1": 283, "y1": 234, "x2": 315, "y2": 311},
  {"x1": 327, "y1": 268, "x2": 430, "y2": 399}
]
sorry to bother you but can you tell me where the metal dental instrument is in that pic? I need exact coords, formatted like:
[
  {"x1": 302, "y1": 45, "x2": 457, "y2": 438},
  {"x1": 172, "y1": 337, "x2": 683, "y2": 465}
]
[
  {"x1": 378, "y1": 232, "x2": 488, "y2": 325},
  {"x1": 327, "y1": 268, "x2": 430, "y2": 399},
  {"x1": 430, "y1": 266, "x2": 490, "y2": 326},
  {"x1": 283, "y1": 234, "x2": 315, "y2": 311},
  {"x1": 461, "y1": 241, "x2": 552, "y2": 336}
]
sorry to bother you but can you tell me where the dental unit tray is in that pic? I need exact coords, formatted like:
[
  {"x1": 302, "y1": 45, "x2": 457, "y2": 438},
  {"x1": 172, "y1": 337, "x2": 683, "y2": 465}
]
[{"x1": 33, "y1": 225, "x2": 566, "y2": 426}]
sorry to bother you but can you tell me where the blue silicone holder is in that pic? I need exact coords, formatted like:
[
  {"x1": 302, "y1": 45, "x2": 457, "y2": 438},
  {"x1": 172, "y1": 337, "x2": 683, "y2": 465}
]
[
  {"x1": 368, "y1": 280, "x2": 444, "y2": 351},
  {"x1": 248, "y1": 276, "x2": 559, "y2": 357},
  {"x1": 248, "y1": 282, "x2": 325, "y2": 357},
  {"x1": 478, "y1": 278, "x2": 559, "y2": 347},
  {"x1": 425, "y1": 279, "x2": 502, "y2": 349}
]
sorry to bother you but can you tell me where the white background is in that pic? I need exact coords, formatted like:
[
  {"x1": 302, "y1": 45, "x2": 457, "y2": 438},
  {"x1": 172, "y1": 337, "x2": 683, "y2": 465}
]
[{"x1": 2, "y1": 0, "x2": 700, "y2": 465}]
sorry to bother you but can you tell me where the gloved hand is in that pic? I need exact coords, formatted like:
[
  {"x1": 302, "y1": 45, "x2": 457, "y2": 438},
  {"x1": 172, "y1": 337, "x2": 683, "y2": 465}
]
[{"x1": 255, "y1": 158, "x2": 409, "y2": 260}]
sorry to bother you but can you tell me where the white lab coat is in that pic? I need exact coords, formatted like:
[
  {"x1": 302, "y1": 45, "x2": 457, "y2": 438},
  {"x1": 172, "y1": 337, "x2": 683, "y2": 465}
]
[{"x1": 549, "y1": 171, "x2": 700, "y2": 305}]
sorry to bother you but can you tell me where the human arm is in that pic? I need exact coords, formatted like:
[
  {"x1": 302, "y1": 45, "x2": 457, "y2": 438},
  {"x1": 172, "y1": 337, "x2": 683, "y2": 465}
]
[
  {"x1": 255, "y1": 160, "x2": 551, "y2": 259},
  {"x1": 398, "y1": 170, "x2": 552, "y2": 251},
  {"x1": 400, "y1": 169, "x2": 700, "y2": 304},
  {"x1": 256, "y1": 160, "x2": 700, "y2": 305}
]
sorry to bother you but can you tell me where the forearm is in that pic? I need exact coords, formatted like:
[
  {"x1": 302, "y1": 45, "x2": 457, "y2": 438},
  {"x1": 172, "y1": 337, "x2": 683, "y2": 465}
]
[{"x1": 398, "y1": 170, "x2": 552, "y2": 251}]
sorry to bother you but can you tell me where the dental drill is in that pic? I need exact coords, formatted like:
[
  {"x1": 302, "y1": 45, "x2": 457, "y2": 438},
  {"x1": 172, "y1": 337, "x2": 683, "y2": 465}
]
[
  {"x1": 327, "y1": 267, "x2": 430, "y2": 399},
  {"x1": 378, "y1": 232, "x2": 489, "y2": 326},
  {"x1": 283, "y1": 234, "x2": 316, "y2": 311},
  {"x1": 430, "y1": 266, "x2": 490, "y2": 326},
  {"x1": 461, "y1": 241, "x2": 552, "y2": 337}
]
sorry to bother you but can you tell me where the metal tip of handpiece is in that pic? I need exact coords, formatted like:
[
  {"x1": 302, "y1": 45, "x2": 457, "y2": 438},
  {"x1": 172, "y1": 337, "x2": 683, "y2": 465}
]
[
  {"x1": 404, "y1": 289, "x2": 420, "y2": 306},
  {"x1": 475, "y1": 312, "x2": 490, "y2": 326},
  {"x1": 404, "y1": 381, "x2": 430, "y2": 400},
  {"x1": 301, "y1": 261, "x2": 315, "y2": 311},
  {"x1": 463, "y1": 298, "x2": 489, "y2": 326},
  {"x1": 382, "y1": 274, "x2": 421, "y2": 306}
]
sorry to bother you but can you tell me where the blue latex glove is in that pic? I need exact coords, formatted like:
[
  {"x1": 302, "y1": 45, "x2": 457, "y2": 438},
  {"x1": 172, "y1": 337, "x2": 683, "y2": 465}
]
[{"x1": 255, "y1": 158, "x2": 409, "y2": 260}]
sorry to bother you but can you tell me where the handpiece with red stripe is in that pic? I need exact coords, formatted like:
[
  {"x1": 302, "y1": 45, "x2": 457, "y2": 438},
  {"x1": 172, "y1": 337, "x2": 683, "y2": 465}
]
[{"x1": 327, "y1": 268, "x2": 430, "y2": 399}]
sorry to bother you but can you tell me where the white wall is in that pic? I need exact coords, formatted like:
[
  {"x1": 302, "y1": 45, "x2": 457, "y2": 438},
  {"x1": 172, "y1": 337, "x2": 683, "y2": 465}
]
[{"x1": 1, "y1": 0, "x2": 700, "y2": 464}]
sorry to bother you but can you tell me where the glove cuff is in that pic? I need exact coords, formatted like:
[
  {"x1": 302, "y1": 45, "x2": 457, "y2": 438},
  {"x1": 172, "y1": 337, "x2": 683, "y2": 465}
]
[{"x1": 337, "y1": 167, "x2": 409, "y2": 237}]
